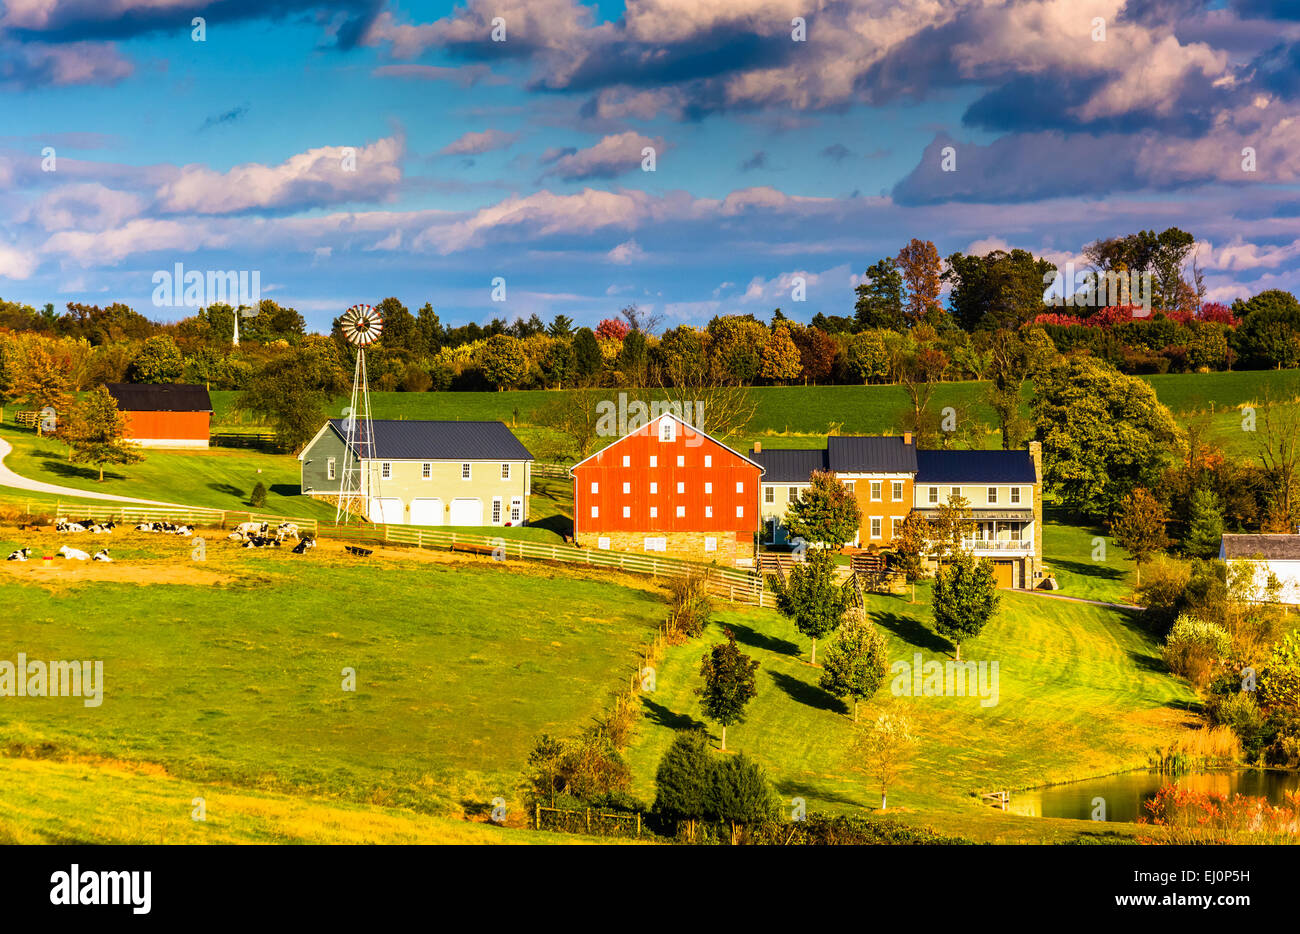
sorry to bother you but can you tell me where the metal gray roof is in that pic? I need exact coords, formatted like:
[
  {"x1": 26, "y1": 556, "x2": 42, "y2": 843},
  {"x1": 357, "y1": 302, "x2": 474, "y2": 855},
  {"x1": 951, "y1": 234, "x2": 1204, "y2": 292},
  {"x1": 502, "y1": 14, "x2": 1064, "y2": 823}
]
[
  {"x1": 105, "y1": 382, "x2": 212, "y2": 412},
  {"x1": 916, "y1": 450, "x2": 1037, "y2": 484},
  {"x1": 748, "y1": 448, "x2": 828, "y2": 483},
  {"x1": 326, "y1": 419, "x2": 533, "y2": 461},
  {"x1": 1221, "y1": 534, "x2": 1300, "y2": 560}
]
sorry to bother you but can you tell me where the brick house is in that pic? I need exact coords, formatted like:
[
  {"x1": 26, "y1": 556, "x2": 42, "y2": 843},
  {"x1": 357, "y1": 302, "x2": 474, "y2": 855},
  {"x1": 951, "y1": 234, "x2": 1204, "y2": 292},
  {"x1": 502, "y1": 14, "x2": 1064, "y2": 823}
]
[
  {"x1": 751, "y1": 436, "x2": 1044, "y2": 589},
  {"x1": 570, "y1": 413, "x2": 763, "y2": 565}
]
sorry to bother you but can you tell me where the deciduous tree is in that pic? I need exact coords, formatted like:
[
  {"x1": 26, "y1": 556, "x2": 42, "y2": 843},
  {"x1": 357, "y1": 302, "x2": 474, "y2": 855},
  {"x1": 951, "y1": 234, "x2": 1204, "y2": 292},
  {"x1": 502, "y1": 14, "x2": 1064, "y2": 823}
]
[
  {"x1": 697, "y1": 628, "x2": 759, "y2": 751},
  {"x1": 931, "y1": 550, "x2": 999, "y2": 660}
]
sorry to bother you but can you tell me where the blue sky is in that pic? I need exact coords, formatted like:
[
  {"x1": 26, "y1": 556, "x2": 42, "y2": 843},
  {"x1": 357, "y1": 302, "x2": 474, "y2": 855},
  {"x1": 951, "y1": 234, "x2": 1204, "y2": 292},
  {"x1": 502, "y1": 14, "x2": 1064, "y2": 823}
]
[{"x1": 2, "y1": 0, "x2": 1300, "y2": 332}]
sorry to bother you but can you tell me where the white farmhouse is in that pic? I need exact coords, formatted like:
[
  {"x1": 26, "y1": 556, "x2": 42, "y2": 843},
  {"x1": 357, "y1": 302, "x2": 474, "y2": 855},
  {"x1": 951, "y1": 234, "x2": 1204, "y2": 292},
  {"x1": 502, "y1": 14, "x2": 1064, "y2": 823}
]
[{"x1": 1219, "y1": 534, "x2": 1300, "y2": 604}]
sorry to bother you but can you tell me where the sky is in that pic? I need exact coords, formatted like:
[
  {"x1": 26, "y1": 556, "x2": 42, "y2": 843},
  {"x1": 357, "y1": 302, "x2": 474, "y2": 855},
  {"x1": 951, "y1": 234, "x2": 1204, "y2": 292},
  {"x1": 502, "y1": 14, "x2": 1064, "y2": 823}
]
[{"x1": 1, "y1": 0, "x2": 1300, "y2": 333}]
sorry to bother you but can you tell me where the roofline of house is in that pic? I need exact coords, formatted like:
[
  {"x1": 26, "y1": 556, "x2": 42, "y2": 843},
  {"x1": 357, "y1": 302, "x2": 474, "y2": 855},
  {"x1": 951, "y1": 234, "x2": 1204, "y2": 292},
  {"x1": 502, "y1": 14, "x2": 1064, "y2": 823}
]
[{"x1": 568, "y1": 412, "x2": 766, "y2": 476}]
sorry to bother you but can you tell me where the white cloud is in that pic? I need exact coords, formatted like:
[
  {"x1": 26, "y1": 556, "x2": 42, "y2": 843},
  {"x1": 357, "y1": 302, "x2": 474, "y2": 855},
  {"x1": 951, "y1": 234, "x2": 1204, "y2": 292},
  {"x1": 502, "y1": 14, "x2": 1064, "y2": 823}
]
[{"x1": 607, "y1": 239, "x2": 646, "y2": 264}]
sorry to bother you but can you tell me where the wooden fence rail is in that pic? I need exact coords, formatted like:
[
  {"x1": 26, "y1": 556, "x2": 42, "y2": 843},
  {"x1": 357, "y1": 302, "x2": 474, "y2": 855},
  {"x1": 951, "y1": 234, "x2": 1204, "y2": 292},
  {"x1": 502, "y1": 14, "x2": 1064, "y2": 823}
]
[
  {"x1": 53, "y1": 503, "x2": 318, "y2": 533},
  {"x1": 317, "y1": 523, "x2": 773, "y2": 607}
]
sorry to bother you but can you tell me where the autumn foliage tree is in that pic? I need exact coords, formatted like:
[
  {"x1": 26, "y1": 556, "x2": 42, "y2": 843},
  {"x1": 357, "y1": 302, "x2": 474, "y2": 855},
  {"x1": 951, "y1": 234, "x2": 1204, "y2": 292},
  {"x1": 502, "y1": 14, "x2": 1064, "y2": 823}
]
[
  {"x1": 63, "y1": 386, "x2": 143, "y2": 481},
  {"x1": 784, "y1": 470, "x2": 861, "y2": 548},
  {"x1": 1109, "y1": 487, "x2": 1171, "y2": 586},
  {"x1": 759, "y1": 322, "x2": 801, "y2": 384}
]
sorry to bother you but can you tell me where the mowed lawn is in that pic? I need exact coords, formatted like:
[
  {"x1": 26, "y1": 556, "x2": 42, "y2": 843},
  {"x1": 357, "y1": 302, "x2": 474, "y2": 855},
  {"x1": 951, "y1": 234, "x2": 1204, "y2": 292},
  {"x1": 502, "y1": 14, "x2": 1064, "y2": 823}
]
[
  {"x1": 0, "y1": 533, "x2": 665, "y2": 817},
  {"x1": 0, "y1": 425, "x2": 333, "y2": 520},
  {"x1": 623, "y1": 588, "x2": 1196, "y2": 842}
]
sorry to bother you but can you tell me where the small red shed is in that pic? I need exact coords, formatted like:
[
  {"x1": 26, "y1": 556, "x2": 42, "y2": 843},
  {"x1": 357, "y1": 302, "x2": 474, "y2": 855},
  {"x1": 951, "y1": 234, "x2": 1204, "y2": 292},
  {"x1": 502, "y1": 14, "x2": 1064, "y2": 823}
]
[
  {"x1": 570, "y1": 413, "x2": 763, "y2": 565},
  {"x1": 106, "y1": 383, "x2": 213, "y2": 448}
]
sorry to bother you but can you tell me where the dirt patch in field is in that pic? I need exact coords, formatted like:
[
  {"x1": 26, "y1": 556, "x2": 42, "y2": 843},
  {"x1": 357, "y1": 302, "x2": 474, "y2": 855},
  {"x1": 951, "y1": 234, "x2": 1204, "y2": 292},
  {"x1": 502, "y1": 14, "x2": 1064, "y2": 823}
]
[{"x1": 0, "y1": 560, "x2": 230, "y2": 589}]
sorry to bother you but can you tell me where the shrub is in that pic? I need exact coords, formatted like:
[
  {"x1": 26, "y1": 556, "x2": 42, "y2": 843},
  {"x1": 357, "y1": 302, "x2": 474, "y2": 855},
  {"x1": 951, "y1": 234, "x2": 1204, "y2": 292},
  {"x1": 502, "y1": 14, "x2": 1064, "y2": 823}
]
[
  {"x1": 1260, "y1": 632, "x2": 1300, "y2": 714},
  {"x1": 249, "y1": 481, "x2": 268, "y2": 508},
  {"x1": 1208, "y1": 691, "x2": 1268, "y2": 762},
  {"x1": 666, "y1": 573, "x2": 713, "y2": 642},
  {"x1": 1161, "y1": 614, "x2": 1230, "y2": 688},
  {"x1": 1136, "y1": 556, "x2": 1191, "y2": 634}
]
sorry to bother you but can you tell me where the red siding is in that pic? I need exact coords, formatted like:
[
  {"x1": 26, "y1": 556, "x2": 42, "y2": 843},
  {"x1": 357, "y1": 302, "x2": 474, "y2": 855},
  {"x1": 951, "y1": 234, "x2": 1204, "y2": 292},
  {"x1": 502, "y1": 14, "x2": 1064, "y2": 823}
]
[
  {"x1": 572, "y1": 417, "x2": 761, "y2": 536},
  {"x1": 121, "y1": 410, "x2": 211, "y2": 441}
]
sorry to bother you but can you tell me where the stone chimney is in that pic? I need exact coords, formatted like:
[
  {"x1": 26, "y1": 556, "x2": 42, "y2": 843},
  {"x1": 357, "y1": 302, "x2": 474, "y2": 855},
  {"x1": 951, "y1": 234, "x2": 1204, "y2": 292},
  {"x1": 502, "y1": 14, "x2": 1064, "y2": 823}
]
[
  {"x1": 1028, "y1": 441, "x2": 1042, "y2": 481},
  {"x1": 903, "y1": 431, "x2": 912, "y2": 446},
  {"x1": 753, "y1": 441, "x2": 762, "y2": 453}
]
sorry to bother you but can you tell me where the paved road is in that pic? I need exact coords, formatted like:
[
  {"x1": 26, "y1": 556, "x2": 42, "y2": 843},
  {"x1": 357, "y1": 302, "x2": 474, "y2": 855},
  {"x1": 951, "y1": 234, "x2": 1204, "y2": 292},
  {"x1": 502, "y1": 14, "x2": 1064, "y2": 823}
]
[{"x1": 0, "y1": 437, "x2": 189, "y2": 507}]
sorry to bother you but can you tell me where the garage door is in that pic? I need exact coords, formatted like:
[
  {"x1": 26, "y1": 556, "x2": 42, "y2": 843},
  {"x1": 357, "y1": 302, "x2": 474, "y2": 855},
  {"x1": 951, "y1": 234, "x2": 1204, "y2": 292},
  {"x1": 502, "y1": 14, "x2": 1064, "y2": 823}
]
[
  {"x1": 409, "y1": 498, "x2": 443, "y2": 526},
  {"x1": 992, "y1": 560, "x2": 1016, "y2": 589},
  {"x1": 449, "y1": 498, "x2": 483, "y2": 526},
  {"x1": 369, "y1": 497, "x2": 404, "y2": 525}
]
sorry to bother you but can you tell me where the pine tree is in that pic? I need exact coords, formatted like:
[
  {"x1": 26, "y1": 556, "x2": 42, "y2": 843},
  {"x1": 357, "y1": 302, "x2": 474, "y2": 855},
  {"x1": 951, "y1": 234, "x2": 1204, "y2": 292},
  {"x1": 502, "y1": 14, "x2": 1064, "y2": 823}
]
[{"x1": 1182, "y1": 486, "x2": 1224, "y2": 558}]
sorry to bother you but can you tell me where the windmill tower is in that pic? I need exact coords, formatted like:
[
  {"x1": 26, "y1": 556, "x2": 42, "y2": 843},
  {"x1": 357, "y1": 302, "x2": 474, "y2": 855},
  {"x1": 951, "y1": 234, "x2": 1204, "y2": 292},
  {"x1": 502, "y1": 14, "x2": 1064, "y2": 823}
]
[{"x1": 335, "y1": 303, "x2": 384, "y2": 525}]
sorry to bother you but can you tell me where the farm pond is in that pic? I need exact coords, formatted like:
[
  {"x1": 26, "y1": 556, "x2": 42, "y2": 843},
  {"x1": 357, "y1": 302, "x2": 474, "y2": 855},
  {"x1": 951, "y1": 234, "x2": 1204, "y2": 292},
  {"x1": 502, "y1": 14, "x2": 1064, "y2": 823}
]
[{"x1": 1007, "y1": 769, "x2": 1300, "y2": 822}]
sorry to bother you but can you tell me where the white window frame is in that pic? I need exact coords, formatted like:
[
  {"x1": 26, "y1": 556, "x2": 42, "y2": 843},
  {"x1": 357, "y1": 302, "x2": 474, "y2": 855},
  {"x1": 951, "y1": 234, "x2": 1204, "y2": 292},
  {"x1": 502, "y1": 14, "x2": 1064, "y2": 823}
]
[
  {"x1": 735, "y1": 481, "x2": 744, "y2": 494},
  {"x1": 623, "y1": 506, "x2": 631, "y2": 518},
  {"x1": 510, "y1": 497, "x2": 522, "y2": 523},
  {"x1": 327, "y1": 457, "x2": 336, "y2": 481},
  {"x1": 590, "y1": 506, "x2": 599, "y2": 518},
  {"x1": 704, "y1": 455, "x2": 712, "y2": 468},
  {"x1": 928, "y1": 486, "x2": 938, "y2": 504},
  {"x1": 623, "y1": 482, "x2": 631, "y2": 494},
  {"x1": 461, "y1": 463, "x2": 471, "y2": 480},
  {"x1": 650, "y1": 482, "x2": 658, "y2": 494},
  {"x1": 677, "y1": 455, "x2": 685, "y2": 467},
  {"x1": 622, "y1": 455, "x2": 630, "y2": 468},
  {"x1": 421, "y1": 462, "x2": 432, "y2": 480},
  {"x1": 705, "y1": 482, "x2": 712, "y2": 494},
  {"x1": 987, "y1": 487, "x2": 998, "y2": 504},
  {"x1": 736, "y1": 506, "x2": 744, "y2": 518},
  {"x1": 591, "y1": 481, "x2": 599, "y2": 494},
  {"x1": 870, "y1": 481, "x2": 882, "y2": 502},
  {"x1": 491, "y1": 497, "x2": 503, "y2": 524},
  {"x1": 676, "y1": 505, "x2": 685, "y2": 518},
  {"x1": 501, "y1": 463, "x2": 511, "y2": 480},
  {"x1": 650, "y1": 455, "x2": 658, "y2": 468},
  {"x1": 764, "y1": 486, "x2": 774, "y2": 503},
  {"x1": 950, "y1": 486, "x2": 961, "y2": 502},
  {"x1": 650, "y1": 506, "x2": 658, "y2": 518},
  {"x1": 891, "y1": 516, "x2": 902, "y2": 537},
  {"x1": 381, "y1": 462, "x2": 392, "y2": 480},
  {"x1": 677, "y1": 481, "x2": 685, "y2": 494},
  {"x1": 705, "y1": 506, "x2": 713, "y2": 518},
  {"x1": 704, "y1": 537, "x2": 717, "y2": 553},
  {"x1": 870, "y1": 517, "x2": 882, "y2": 540},
  {"x1": 659, "y1": 420, "x2": 675, "y2": 442},
  {"x1": 892, "y1": 480, "x2": 903, "y2": 502},
  {"x1": 788, "y1": 486, "x2": 798, "y2": 501},
  {"x1": 1011, "y1": 487, "x2": 1022, "y2": 505}
]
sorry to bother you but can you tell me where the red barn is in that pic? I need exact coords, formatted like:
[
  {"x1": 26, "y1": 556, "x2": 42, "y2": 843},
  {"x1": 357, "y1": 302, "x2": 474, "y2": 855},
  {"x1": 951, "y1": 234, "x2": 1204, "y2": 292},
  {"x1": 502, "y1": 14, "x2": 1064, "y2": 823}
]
[
  {"x1": 570, "y1": 413, "x2": 763, "y2": 565},
  {"x1": 106, "y1": 383, "x2": 212, "y2": 448}
]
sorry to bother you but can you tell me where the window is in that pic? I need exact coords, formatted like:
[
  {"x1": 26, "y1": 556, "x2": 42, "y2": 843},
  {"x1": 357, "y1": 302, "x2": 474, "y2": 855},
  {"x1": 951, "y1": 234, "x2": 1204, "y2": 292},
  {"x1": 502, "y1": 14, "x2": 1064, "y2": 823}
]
[
  {"x1": 501, "y1": 463, "x2": 511, "y2": 480},
  {"x1": 871, "y1": 517, "x2": 882, "y2": 539},
  {"x1": 510, "y1": 498, "x2": 522, "y2": 523},
  {"x1": 597, "y1": 537, "x2": 610, "y2": 550},
  {"x1": 492, "y1": 499, "x2": 502, "y2": 524},
  {"x1": 987, "y1": 487, "x2": 998, "y2": 504},
  {"x1": 590, "y1": 506, "x2": 599, "y2": 518},
  {"x1": 928, "y1": 486, "x2": 938, "y2": 504},
  {"x1": 891, "y1": 516, "x2": 903, "y2": 537},
  {"x1": 705, "y1": 482, "x2": 712, "y2": 494},
  {"x1": 461, "y1": 463, "x2": 471, "y2": 480},
  {"x1": 421, "y1": 463, "x2": 432, "y2": 479},
  {"x1": 704, "y1": 537, "x2": 717, "y2": 552},
  {"x1": 677, "y1": 482, "x2": 685, "y2": 494},
  {"x1": 644, "y1": 537, "x2": 667, "y2": 552},
  {"x1": 650, "y1": 506, "x2": 658, "y2": 518},
  {"x1": 704, "y1": 455, "x2": 712, "y2": 467},
  {"x1": 736, "y1": 506, "x2": 744, "y2": 518},
  {"x1": 705, "y1": 506, "x2": 713, "y2": 518},
  {"x1": 870, "y1": 481, "x2": 882, "y2": 501},
  {"x1": 650, "y1": 455, "x2": 658, "y2": 468},
  {"x1": 845, "y1": 481, "x2": 855, "y2": 493},
  {"x1": 623, "y1": 506, "x2": 631, "y2": 518},
  {"x1": 735, "y1": 481, "x2": 744, "y2": 494},
  {"x1": 765, "y1": 487, "x2": 775, "y2": 504},
  {"x1": 660, "y1": 420, "x2": 675, "y2": 442},
  {"x1": 676, "y1": 505, "x2": 685, "y2": 518},
  {"x1": 1010, "y1": 487, "x2": 1022, "y2": 504},
  {"x1": 788, "y1": 486, "x2": 798, "y2": 501},
  {"x1": 950, "y1": 486, "x2": 961, "y2": 502},
  {"x1": 381, "y1": 462, "x2": 392, "y2": 479},
  {"x1": 623, "y1": 482, "x2": 630, "y2": 494},
  {"x1": 650, "y1": 482, "x2": 658, "y2": 494},
  {"x1": 591, "y1": 481, "x2": 599, "y2": 494},
  {"x1": 677, "y1": 455, "x2": 685, "y2": 467},
  {"x1": 326, "y1": 457, "x2": 336, "y2": 481},
  {"x1": 892, "y1": 480, "x2": 904, "y2": 502},
  {"x1": 622, "y1": 455, "x2": 630, "y2": 467}
]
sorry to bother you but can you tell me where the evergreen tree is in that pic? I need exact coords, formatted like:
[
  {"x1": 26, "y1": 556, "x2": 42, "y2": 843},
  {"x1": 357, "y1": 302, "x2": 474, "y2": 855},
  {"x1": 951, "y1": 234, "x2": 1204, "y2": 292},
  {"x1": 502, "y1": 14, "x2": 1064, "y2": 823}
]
[{"x1": 1183, "y1": 486, "x2": 1224, "y2": 558}]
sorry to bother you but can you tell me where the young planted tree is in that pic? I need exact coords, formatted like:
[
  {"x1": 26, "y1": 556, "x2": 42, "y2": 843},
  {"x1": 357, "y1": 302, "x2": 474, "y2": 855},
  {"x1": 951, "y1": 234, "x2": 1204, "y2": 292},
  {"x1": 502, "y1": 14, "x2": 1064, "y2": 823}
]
[
  {"x1": 931, "y1": 492, "x2": 973, "y2": 565},
  {"x1": 891, "y1": 511, "x2": 932, "y2": 603},
  {"x1": 819, "y1": 608, "x2": 890, "y2": 721},
  {"x1": 851, "y1": 711, "x2": 917, "y2": 811},
  {"x1": 697, "y1": 628, "x2": 759, "y2": 751},
  {"x1": 708, "y1": 752, "x2": 778, "y2": 843},
  {"x1": 63, "y1": 385, "x2": 143, "y2": 481},
  {"x1": 1182, "y1": 486, "x2": 1225, "y2": 559},
  {"x1": 771, "y1": 549, "x2": 849, "y2": 665},
  {"x1": 250, "y1": 481, "x2": 268, "y2": 508},
  {"x1": 931, "y1": 550, "x2": 1000, "y2": 661},
  {"x1": 1109, "y1": 486, "x2": 1171, "y2": 586},
  {"x1": 784, "y1": 470, "x2": 861, "y2": 549},
  {"x1": 653, "y1": 730, "x2": 714, "y2": 840}
]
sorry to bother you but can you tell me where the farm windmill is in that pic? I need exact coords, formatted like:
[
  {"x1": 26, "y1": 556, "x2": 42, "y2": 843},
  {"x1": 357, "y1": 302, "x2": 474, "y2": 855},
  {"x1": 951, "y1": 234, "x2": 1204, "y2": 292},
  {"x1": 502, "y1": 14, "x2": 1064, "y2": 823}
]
[{"x1": 335, "y1": 303, "x2": 383, "y2": 525}]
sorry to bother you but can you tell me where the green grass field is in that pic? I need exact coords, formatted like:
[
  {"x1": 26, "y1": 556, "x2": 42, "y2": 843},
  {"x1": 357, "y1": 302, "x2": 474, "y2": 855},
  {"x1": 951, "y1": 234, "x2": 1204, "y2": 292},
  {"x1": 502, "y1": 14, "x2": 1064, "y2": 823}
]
[
  {"x1": 0, "y1": 533, "x2": 663, "y2": 819},
  {"x1": 623, "y1": 587, "x2": 1195, "y2": 842}
]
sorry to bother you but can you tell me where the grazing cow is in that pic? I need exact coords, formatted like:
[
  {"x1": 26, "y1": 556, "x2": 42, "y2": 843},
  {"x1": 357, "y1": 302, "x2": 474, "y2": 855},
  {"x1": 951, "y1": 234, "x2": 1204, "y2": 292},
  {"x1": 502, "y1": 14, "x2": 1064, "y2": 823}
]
[
  {"x1": 92, "y1": 549, "x2": 112, "y2": 562},
  {"x1": 291, "y1": 537, "x2": 315, "y2": 555},
  {"x1": 7, "y1": 547, "x2": 30, "y2": 561},
  {"x1": 274, "y1": 522, "x2": 300, "y2": 542},
  {"x1": 229, "y1": 521, "x2": 267, "y2": 542},
  {"x1": 57, "y1": 545, "x2": 89, "y2": 561}
]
